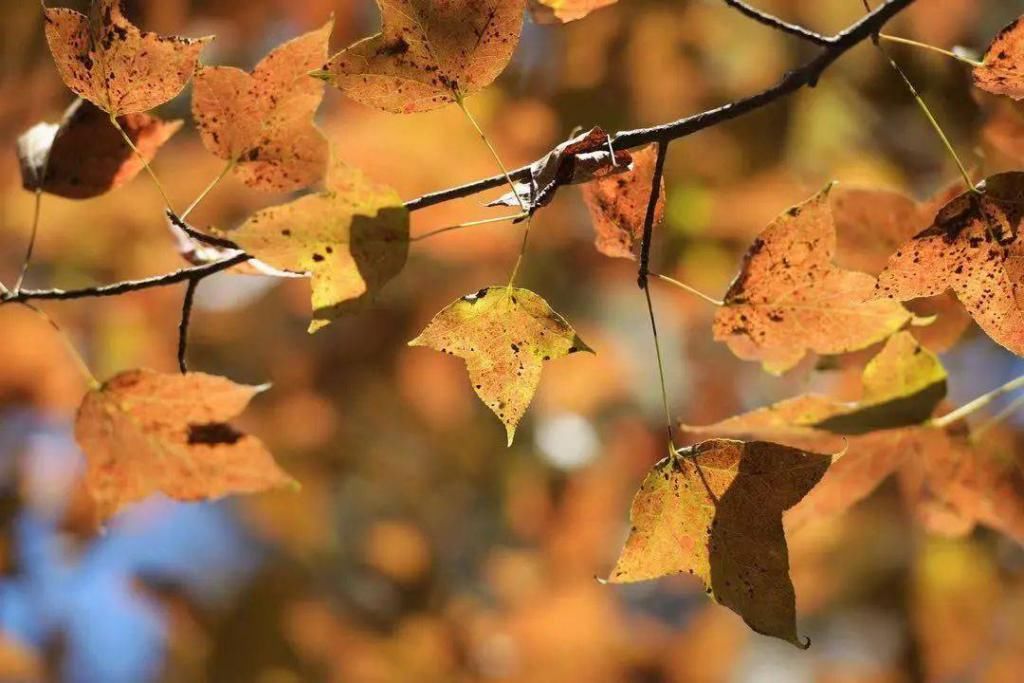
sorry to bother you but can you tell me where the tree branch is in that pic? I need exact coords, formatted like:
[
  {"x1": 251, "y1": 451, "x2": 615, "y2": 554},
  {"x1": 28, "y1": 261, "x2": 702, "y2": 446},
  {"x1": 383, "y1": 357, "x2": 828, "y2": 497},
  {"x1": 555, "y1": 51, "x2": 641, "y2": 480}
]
[
  {"x1": 721, "y1": 0, "x2": 833, "y2": 46},
  {"x1": 178, "y1": 277, "x2": 200, "y2": 374}
]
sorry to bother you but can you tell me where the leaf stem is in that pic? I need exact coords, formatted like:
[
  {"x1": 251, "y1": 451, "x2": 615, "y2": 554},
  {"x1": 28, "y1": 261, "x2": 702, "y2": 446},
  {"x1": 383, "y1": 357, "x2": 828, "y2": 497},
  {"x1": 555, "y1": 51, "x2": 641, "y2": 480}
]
[
  {"x1": 970, "y1": 392, "x2": 1024, "y2": 441},
  {"x1": 411, "y1": 212, "x2": 527, "y2": 242},
  {"x1": 507, "y1": 215, "x2": 534, "y2": 288},
  {"x1": 644, "y1": 285, "x2": 675, "y2": 446},
  {"x1": 456, "y1": 97, "x2": 529, "y2": 214},
  {"x1": 109, "y1": 113, "x2": 176, "y2": 211},
  {"x1": 180, "y1": 159, "x2": 235, "y2": 221},
  {"x1": 654, "y1": 273, "x2": 725, "y2": 306},
  {"x1": 19, "y1": 302, "x2": 99, "y2": 390},
  {"x1": 878, "y1": 34, "x2": 984, "y2": 67},
  {"x1": 14, "y1": 188, "x2": 45, "y2": 293},
  {"x1": 932, "y1": 374, "x2": 1024, "y2": 429}
]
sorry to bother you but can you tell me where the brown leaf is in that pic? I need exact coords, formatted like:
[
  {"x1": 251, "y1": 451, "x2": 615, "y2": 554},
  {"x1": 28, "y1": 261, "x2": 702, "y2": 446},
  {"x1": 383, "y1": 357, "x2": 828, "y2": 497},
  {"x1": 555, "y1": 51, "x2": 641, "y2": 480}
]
[
  {"x1": 320, "y1": 0, "x2": 527, "y2": 114},
  {"x1": 607, "y1": 440, "x2": 834, "y2": 647},
  {"x1": 973, "y1": 16, "x2": 1024, "y2": 100},
  {"x1": 580, "y1": 143, "x2": 664, "y2": 259},
  {"x1": 529, "y1": 0, "x2": 617, "y2": 23},
  {"x1": 74, "y1": 369, "x2": 296, "y2": 522},
  {"x1": 17, "y1": 98, "x2": 182, "y2": 200},
  {"x1": 43, "y1": 0, "x2": 210, "y2": 116},
  {"x1": 713, "y1": 184, "x2": 912, "y2": 374},
  {"x1": 192, "y1": 21, "x2": 331, "y2": 192},
  {"x1": 876, "y1": 172, "x2": 1024, "y2": 357}
]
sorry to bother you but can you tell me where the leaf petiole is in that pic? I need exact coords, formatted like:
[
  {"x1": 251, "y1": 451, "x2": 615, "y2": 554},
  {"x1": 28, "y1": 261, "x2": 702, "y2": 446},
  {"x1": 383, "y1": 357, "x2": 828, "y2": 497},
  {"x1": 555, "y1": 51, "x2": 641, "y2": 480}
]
[
  {"x1": 109, "y1": 113, "x2": 176, "y2": 211},
  {"x1": 878, "y1": 34, "x2": 984, "y2": 68},
  {"x1": 654, "y1": 273, "x2": 725, "y2": 306},
  {"x1": 411, "y1": 212, "x2": 528, "y2": 242},
  {"x1": 19, "y1": 302, "x2": 99, "y2": 390},
  {"x1": 180, "y1": 159, "x2": 236, "y2": 221},
  {"x1": 931, "y1": 373, "x2": 1024, "y2": 429}
]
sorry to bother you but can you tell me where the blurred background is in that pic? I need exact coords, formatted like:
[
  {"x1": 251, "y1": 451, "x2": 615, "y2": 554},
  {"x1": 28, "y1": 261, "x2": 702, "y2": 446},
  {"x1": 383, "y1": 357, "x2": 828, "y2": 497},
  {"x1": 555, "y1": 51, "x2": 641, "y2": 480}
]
[{"x1": 3, "y1": 0, "x2": 1024, "y2": 680}]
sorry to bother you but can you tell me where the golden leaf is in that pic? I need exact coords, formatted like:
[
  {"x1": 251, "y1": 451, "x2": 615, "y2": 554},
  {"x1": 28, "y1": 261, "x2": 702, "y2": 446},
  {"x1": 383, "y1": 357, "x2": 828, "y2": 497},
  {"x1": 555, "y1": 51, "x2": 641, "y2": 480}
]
[
  {"x1": 529, "y1": 0, "x2": 617, "y2": 23},
  {"x1": 74, "y1": 369, "x2": 296, "y2": 522},
  {"x1": 43, "y1": 0, "x2": 210, "y2": 116},
  {"x1": 607, "y1": 439, "x2": 834, "y2": 647},
  {"x1": 192, "y1": 21, "x2": 331, "y2": 192},
  {"x1": 409, "y1": 286, "x2": 592, "y2": 445}
]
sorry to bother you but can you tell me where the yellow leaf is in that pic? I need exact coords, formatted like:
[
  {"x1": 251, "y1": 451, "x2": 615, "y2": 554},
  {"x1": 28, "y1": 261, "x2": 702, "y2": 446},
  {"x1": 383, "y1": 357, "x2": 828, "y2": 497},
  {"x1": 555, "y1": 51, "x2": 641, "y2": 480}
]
[
  {"x1": 409, "y1": 286, "x2": 592, "y2": 445},
  {"x1": 43, "y1": 0, "x2": 210, "y2": 116},
  {"x1": 320, "y1": 0, "x2": 527, "y2": 113},
  {"x1": 607, "y1": 439, "x2": 834, "y2": 648},
  {"x1": 713, "y1": 184, "x2": 912, "y2": 374},
  {"x1": 219, "y1": 157, "x2": 410, "y2": 333},
  {"x1": 192, "y1": 20, "x2": 331, "y2": 192},
  {"x1": 530, "y1": 0, "x2": 617, "y2": 23},
  {"x1": 74, "y1": 369, "x2": 296, "y2": 522}
]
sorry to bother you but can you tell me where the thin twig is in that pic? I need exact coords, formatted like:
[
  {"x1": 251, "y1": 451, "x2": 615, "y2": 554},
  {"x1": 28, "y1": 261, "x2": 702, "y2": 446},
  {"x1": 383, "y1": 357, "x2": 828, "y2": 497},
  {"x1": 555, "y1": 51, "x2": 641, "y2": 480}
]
[
  {"x1": 971, "y1": 392, "x2": 1024, "y2": 441},
  {"x1": 178, "y1": 278, "x2": 200, "y2": 374},
  {"x1": 932, "y1": 374, "x2": 1024, "y2": 429},
  {"x1": 722, "y1": 0, "x2": 833, "y2": 46},
  {"x1": 166, "y1": 210, "x2": 240, "y2": 249}
]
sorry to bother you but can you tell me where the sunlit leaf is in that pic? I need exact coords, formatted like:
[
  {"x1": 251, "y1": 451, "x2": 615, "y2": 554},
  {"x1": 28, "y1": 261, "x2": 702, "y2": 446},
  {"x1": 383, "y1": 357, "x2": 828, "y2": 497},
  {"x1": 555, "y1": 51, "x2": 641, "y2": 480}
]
[
  {"x1": 607, "y1": 439, "x2": 834, "y2": 648},
  {"x1": 74, "y1": 369, "x2": 296, "y2": 522},
  {"x1": 876, "y1": 172, "x2": 1024, "y2": 357},
  {"x1": 192, "y1": 20, "x2": 331, "y2": 192},
  {"x1": 409, "y1": 286, "x2": 592, "y2": 445},
  {"x1": 17, "y1": 98, "x2": 182, "y2": 200},
  {"x1": 713, "y1": 184, "x2": 912, "y2": 374},
  {"x1": 43, "y1": 0, "x2": 210, "y2": 116},
  {"x1": 973, "y1": 16, "x2": 1024, "y2": 100},
  {"x1": 580, "y1": 143, "x2": 664, "y2": 259},
  {"x1": 217, "y1": 156, "x2": 410, "y2": 333},
  {"x1": 319, "y1": 0, "x2": 527, "y2": 113},
  {"x1": 530, "y1": 0, "x2": 617, "y2": 23}
]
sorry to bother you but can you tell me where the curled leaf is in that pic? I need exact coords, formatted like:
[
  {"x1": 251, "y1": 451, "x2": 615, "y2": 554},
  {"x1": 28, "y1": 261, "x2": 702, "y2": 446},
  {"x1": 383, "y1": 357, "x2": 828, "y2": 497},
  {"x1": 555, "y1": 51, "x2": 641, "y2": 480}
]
[
  {"x1": 192, "y1": 20, "x2": 331, "y2": 192},
  {"x1": 409, "y1": 286, "x2": 592, "y2": 445},
  {"x1": 320, "y1": 0, "x2": 527, "y2": 113},
  {"x1": 17, "y1": 98, "x2": 182, "y2": 200},
  {"x1": 216, "y1": 157, "x2": 410, "y2": 332},
  {"x1": 43, "y1": 0, "x2": 210, "y2": 116},
  {"x1": 713, "y1": 184, "x2": 912, "y2": 374},
  {"x1": 607, "y1": 439, "x2": 834, "y2": 648},
  {"x1": 74, "y1": 369, "x2": 296, "y2": 522}
]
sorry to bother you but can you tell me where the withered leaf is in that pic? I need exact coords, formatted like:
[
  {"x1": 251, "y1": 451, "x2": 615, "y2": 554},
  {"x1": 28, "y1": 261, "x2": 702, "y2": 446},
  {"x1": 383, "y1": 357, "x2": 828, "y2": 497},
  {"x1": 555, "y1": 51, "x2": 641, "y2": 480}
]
[
  {"x1": 876, "y1": 172, "x2": 1024, "y2": 357},
  {"x1": 320, "y1": 0, "x2": 527, "y2": 113},
  {"x1": 580, "y1": 143, "x2": 664, "y2": 259},
  {"x1": 192, "y1": 21, "x2": 331, "y2": 192},
  {"x1": 714, "y1": 184, "x2": 912, "y2": 374},
  {"x1": 409, "y1": 286, "x2": 592, "y2": 445},
  {"x1": 973, "y1": 16, "x2": 1024, "y2": 100},
  {"x1": 489, "y1": 127, "x2": 632, "y2": 210},
  {"x1": 607, "y1": 439, "x2": 834, "y2": 648},
  {"x1": 529, "y1": 0, "x2": 617, "y2": 23},
  {"x1": 17, "y1": 98, "x2": 182, "y2": 200},
  {"x1": 43, "y1": 0, "x2": 210, "y2": 116},
  {"x1": 74, "y1": 369, "x2": 296, "y2": 522},
  {"x1": 216, "y1": 156, "x2": 410, "y2": 333}
]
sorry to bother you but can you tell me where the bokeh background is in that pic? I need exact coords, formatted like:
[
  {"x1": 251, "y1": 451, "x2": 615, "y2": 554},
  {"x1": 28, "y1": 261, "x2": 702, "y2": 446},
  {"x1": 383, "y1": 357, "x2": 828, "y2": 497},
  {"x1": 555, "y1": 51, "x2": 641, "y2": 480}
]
[{"x1": 3, "y1": 0, "x2": 1024, "y2": 680}]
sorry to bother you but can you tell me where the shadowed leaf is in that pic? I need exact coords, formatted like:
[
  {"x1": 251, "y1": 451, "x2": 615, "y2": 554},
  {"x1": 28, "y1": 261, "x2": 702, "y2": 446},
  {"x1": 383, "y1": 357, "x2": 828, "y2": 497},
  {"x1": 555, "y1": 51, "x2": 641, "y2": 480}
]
[
  {"x1": 74, "y1": 369, "x2": 296, "y2": 522},
  {"x1": 193, "y1": 20, "x2": 331, "y2": 192},
  {"x1": 43, "y1": 0, "x2": 210, "y2": 116},
  {"x1": 581, "y1": 143, "x2": 664, "y2": 259},
  {"x1": 607, "y1": 439, "x2": 834, "y2": 648},
  {"x1": 713, "y1": 184, "x2": 912, "y2": 374},
  {"x1": 320, "y1": 0, "x2": 527, "y2": 113},
  {"x1": 409, "y1": 286, "x2": 591, "y2": 445}
]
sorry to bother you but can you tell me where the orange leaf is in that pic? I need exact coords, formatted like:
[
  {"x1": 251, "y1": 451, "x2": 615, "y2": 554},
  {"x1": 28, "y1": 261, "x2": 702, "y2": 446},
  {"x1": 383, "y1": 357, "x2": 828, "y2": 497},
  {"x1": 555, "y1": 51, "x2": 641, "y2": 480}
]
[
  {"x1": 319, "y1": 0, "x2": 527, "y2": 113},
  {"x1": 973, "y1": 16, "x2": 1024, "y2": 100},
  {"x1": 580, "y1": 143, "x2": 664, "y2": 259},
  {"x1": 192, "y1": 21, "x2": 331, "y2": 192},
  {"x1": 529, "y1": 0, "x2": 617, "y2": 23},
  {"x1": 74, "y1": 369, "x2": 296, "y2": 522},
  {"x1": 43, "y1": 0, "x2": 210, "y2": 116},
  {"x1": 713, "y1": 184, "x2": 912, "y2": 374}
]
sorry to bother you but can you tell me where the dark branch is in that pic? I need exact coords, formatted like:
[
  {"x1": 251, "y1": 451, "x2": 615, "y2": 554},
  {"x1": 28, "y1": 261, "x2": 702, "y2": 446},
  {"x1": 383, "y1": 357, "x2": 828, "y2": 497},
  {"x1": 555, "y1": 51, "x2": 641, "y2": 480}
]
[
  {"x1": 178, "y1": 277, "x2": 200, "y2": 374},
  {"x1": 166, "y1": 210, "x2": 239, "y2": 250},
  {"x1": 1, "y1": 253, "x2": 249, "y2": 304},
  {"x1": 637, "y1": 140, "x2": 669, "y2": 290},
  {"x1": 721, "y1": 0, "x2": 833, "y2": 46}
]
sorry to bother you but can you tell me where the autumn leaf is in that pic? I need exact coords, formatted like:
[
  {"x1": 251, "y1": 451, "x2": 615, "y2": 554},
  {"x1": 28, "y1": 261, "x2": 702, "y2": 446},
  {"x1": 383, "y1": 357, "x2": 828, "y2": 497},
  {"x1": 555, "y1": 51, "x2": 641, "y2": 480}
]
[
  {"x1": 217, "y1": 156, "x2": 410, "y2": 333},
  {"x1": 973, "y1": 16, "x2": 1024, "y2": 100},
  {"x1": 318, "y1": 0, "x2": 527, "y2": 114},
  {"x1": 74, "y1": 369, "x2": 296, "y2": 522},
  {"x1": 192, "y1": 21, "x2": 331, "y2": 192},
  {"x1": 43, "y1": 0, "x2": 210, "y2": 116},
  {"x1": 875, "y1": 172, "x2": 1024, "y2": 357},
  {"x1": 17, "y1": 98, "x2": 181, "y2": 200},
  {"x1": 713, "y1": 184, "x2": 913, "y2": 374},
  {"x1": 409, "y1": 286, "x2": 592, "y2": 445},
  {"x1": 580, "y1": 143, "x2": 664, "y2": 259},
  {"x1": 530, "y1": 0, "x2": 617, "y2": 23},
  {"x1": 489, "y1": 126, "x2": 632, "y2": 210},
  {"x1": 607, "y1": 439, "x2": 835, "y2": 648}
]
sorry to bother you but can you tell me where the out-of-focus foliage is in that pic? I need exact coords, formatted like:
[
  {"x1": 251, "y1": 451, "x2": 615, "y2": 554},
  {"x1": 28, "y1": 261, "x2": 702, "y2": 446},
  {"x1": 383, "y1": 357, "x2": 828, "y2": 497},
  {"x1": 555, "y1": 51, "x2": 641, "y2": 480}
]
[{"x1": 4, "y1": 0, "x2": 1024, "y2": 681}]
